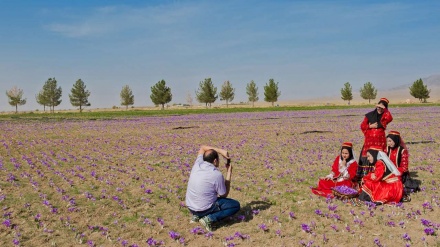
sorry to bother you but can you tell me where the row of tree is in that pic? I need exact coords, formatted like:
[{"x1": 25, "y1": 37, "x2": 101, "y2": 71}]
[
  {"x1": 6, "y1": 78, "x2": 91, "y2": 113},
  {"x1": 5, "y1": 77, "x2": 432, "y2": 113},
  {"x1": 340, "y1": 79, "x2": 431, "y2": 104},
  {"x1": 5, "y1": 78, "x2": 281, "y2": 113}
]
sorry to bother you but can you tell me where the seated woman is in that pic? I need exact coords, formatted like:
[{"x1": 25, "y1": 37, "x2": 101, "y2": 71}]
[
  {"x1": 386, "y1": 130, "x2": 408, "y2": 175},
  {"x1": 387, "y1": 130, "x2": 419, "y2": 199},
  {"x1": 355, "y1": 145, "x2": 403, "y2": 205},
  {"x1": 312, "y1": 142, "x2": 358, "y2": 198}
]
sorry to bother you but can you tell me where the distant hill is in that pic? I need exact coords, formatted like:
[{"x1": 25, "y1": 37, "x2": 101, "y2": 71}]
[
  {"x1": 388, "y1": 74, "x2": 440, "y2": 91},
  {"x1": 280, "y1": 74, "x2": 440, "y2": 106},
  {"x1": 382, "y1": 74, "x2": 440, "y2": 103}
]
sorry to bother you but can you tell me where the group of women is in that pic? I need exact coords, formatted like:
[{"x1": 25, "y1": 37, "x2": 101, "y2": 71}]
[{"x1": 311, "y1": 98, "x2": 414, "y2": 205}]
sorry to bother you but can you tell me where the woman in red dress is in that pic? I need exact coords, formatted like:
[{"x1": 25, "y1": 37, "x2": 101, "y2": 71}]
[
  {"x1": 312, "y1": 142, "x2": 358, "y2": 198},
  {"x1": 387, "y1": 130, "x2": 418, "y2": 200},
  {"x1": 356, "y1": 145, "x2": 403, "y2": 205},
  {"x1": 356, "y1": 98, "x2": 393, "y2": 181},
  {"x1": 386, "y1": 130, "x2": 408, "y2": 175}
]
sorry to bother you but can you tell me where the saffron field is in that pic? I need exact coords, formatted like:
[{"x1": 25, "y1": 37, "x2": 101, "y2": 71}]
[{"x1": 1, "y1": 106, "x2": 439, "y2": 246}]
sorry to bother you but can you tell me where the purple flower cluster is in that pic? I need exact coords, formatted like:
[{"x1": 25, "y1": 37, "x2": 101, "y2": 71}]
[
  {"x1": 424, "y1": 228, "x2": 436, "y2": 236},
  {"x1": 168, "y1": 230, "x2": 180, "y2": 240},
  {"x1": 333, "y1": 185, "x2": 358, "y2": 195}
]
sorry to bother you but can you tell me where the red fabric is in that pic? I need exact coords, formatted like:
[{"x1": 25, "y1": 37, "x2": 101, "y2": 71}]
[
  {"x1": 388, "y1": 148, "x2": 409, "y2": 174},
  {"x1": 360, "y1": 109, "x2": 393, "y2": 156},
  {"x1": 311, "y1": 156, "x2": 358, "y2": 198},
  {"x1": 361, "y1": 160, "x2": 403, "y2": 204}
]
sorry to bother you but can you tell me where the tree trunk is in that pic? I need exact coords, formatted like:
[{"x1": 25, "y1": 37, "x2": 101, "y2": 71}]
[
  {"x1": 368, "y1": 99, "x2": 371, "y2": 104},
  {"x1": 126, "y1": 105, "x2": 128, "y2": 110},
  {"x1": 252, "y1": 101, "x2": 254, "y2": 107},
  {"x1": 271, "y1": 101, "x2": 274, "y2": 106},
  {"x1": 15, "y1": 104, "x2": 18, "y2": 113},
  {"x1": 226, "y1": 100, "x2": 228, "y2": 108}
]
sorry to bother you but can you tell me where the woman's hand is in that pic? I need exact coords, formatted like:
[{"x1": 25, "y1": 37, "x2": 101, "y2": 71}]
[{"x1": 369, "y1": 122, "x2": 378, "y2": 129}]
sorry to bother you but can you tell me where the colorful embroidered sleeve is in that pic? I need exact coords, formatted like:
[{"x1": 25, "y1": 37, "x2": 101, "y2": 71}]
[
  {"x1": 347, "y1": 161, "x2": 358, "y2": 180},
  {"x1": 331, "y1": 156, "x2": 340, "y2": 177},
  {"x1": 398, "y1": 149, "x2": 409, "y2": 174},
  {"x1": 360, "y1": 117, "x2": 369, "y2": 134},
  {"x1": 380, "y1": 108, "x2": 393, "y2": 129}
]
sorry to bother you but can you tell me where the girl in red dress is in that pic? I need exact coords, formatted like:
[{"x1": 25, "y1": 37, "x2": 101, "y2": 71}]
[
  {"x1": 356, "y1": 98, "x2": 393, "y2": 181},
  {"x1": 312, "y1": 142, "x2": 358, "y2": 198},
  {"x1": 356, "y1": 145, "x2": 403, "y2": 205}
]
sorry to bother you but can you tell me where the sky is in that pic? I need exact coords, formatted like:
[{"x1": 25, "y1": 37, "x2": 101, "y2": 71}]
[{"x1": 1, "y1": 0, "x2": 439, "y2": 112}]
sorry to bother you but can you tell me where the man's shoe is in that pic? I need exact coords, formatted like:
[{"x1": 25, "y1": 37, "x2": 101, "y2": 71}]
[
  {"x1": 199, "y1": 216, "x2": 213, "y2": 232},
  {"x1": 190, "y1": 214, "x2": 200, "y2": 223}
]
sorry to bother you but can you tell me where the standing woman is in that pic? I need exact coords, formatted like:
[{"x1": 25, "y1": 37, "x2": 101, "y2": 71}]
[
  {"x1": 356, "y1": 98, "x2": 393, "y2": 181},
  {"x1": 311, "y1": 142, "x2": 358, "y2": 198},
  {"x1": 355, "y1": 146, "x2": 403, "y2": 205}
]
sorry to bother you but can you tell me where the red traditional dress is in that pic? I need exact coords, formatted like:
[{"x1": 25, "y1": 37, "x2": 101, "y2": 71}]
[
  {"x1": 361, "y1": 160, "x2": 403, "y2": 204},
  {"x1": 357, "y1": 107, "x2": 393, "y2": 179},
  {"x1": 387, "y1": 146, "x2": 409, "y2": 175},
  {"x1": 360, "y1": 108, "x2": 393, "y2": 156},
  {"x1": 311, "y1": 156, "x2": 358, "y2": 198}
]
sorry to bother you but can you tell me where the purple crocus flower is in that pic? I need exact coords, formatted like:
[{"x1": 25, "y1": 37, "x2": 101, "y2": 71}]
[
  {"x1": 169, "y1": 230, "x2": 180, "y2": 240},
  {"x1": 2, "y1": 219, "x2": 11, "y2": 228},
  {"x1": 301, "y1": 223, "x2": 311, "y2": 233},
  {"x1": 424, "y1": 228, "x2": 435, "y2": 235},
  {"x1": 259, "y1": 223, "x2": 268, "y2": 231}
]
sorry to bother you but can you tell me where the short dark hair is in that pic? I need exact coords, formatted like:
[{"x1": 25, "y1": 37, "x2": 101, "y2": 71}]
[{"x1": 203, "y1": 149, "x2": 219, "y2": 164}]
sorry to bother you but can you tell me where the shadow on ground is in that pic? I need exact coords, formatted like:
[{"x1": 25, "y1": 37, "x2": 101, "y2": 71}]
[{"x1": 216, "y1": 200, "x2": 273, "y2": 229}]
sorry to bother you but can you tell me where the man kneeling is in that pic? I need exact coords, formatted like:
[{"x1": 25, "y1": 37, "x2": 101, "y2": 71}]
[{"x1": 185, "y1": 145, "x2": 240, "y2": 231}]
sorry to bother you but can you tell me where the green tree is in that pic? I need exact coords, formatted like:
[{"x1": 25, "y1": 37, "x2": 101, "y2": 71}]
[
  {"x1": 120, "y1": 85, "x2": 134, "y2": 110},
  {"x1": 150, "y1": 79, "x2": 172, "y2": 110},
  {"x1": 196, "y1": 78, "x2": 218, "y2": 108},
  {"x1": 36, "y1": 90, "x2": 49, "y2": 112},
  {"x1": 219, "y1": 80, "x2": 235, "y2": 108},
  {"x1": 246, "y1": 80, "x2": 259, "y2": 107},
  {"x1": 41, "y1": 78, "x2": 62, "y2": 113},
  {"x1": 409, "y1": 78, "x2": 430, "y2": 103},
  {"x1": 359, "y1": 82, "x2": 377, "y2": 104},
  {"x1": 264, "y1": 78, "x2": 281, "y2": 106},
  {"x1": 69, "y1": 79, "x2": 91, "y2": 113},
  {"x1": 6, "y1": 86, "x2": 26, "y2": 113},
  {"x1": 340, "y1": 82, "x2": 353, "y2": 105}
]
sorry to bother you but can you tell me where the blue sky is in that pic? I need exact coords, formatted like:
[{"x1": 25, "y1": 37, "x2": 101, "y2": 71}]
[{"x1": 1, "y1": 0, "x2": 439, "y2": 111}]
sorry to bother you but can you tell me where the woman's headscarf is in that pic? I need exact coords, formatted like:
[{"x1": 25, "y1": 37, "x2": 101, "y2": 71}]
[
  {"x1": 368, "y1": 145, "x2": 401, "y2": 176},
  {"x1": 387, "y1": 130, "x2": 407, "y2": 150},
  {"x1": 365, "y1": 98, "x2": 389, "y2": 129}
]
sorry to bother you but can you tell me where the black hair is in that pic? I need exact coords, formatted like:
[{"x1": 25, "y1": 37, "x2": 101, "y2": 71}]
[
  {"x1": 378, "y1": 100, "x2": 389, "y2": 109},
  {"x1": 367, "y1": 149, "x2": 379, "y2": 165},
  {"x1": 386, "y1": 133, "x2": 401, "y2": 149},
  {"x1": 340, "y1": 147, "x2": 354, "y2": 161},
  {"x1": 203, "y1": 149, "x2": 219, "y2": 164}
]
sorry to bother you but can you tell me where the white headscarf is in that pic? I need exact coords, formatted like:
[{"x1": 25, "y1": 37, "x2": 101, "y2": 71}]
[{"x1": 377, "y1": 151, "x2": 401, "y2": 176}]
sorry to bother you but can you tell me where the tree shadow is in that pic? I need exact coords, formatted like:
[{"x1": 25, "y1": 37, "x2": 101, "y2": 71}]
[{"x1": 216, "y1": 200, "x2": 273, "y2": 229}]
